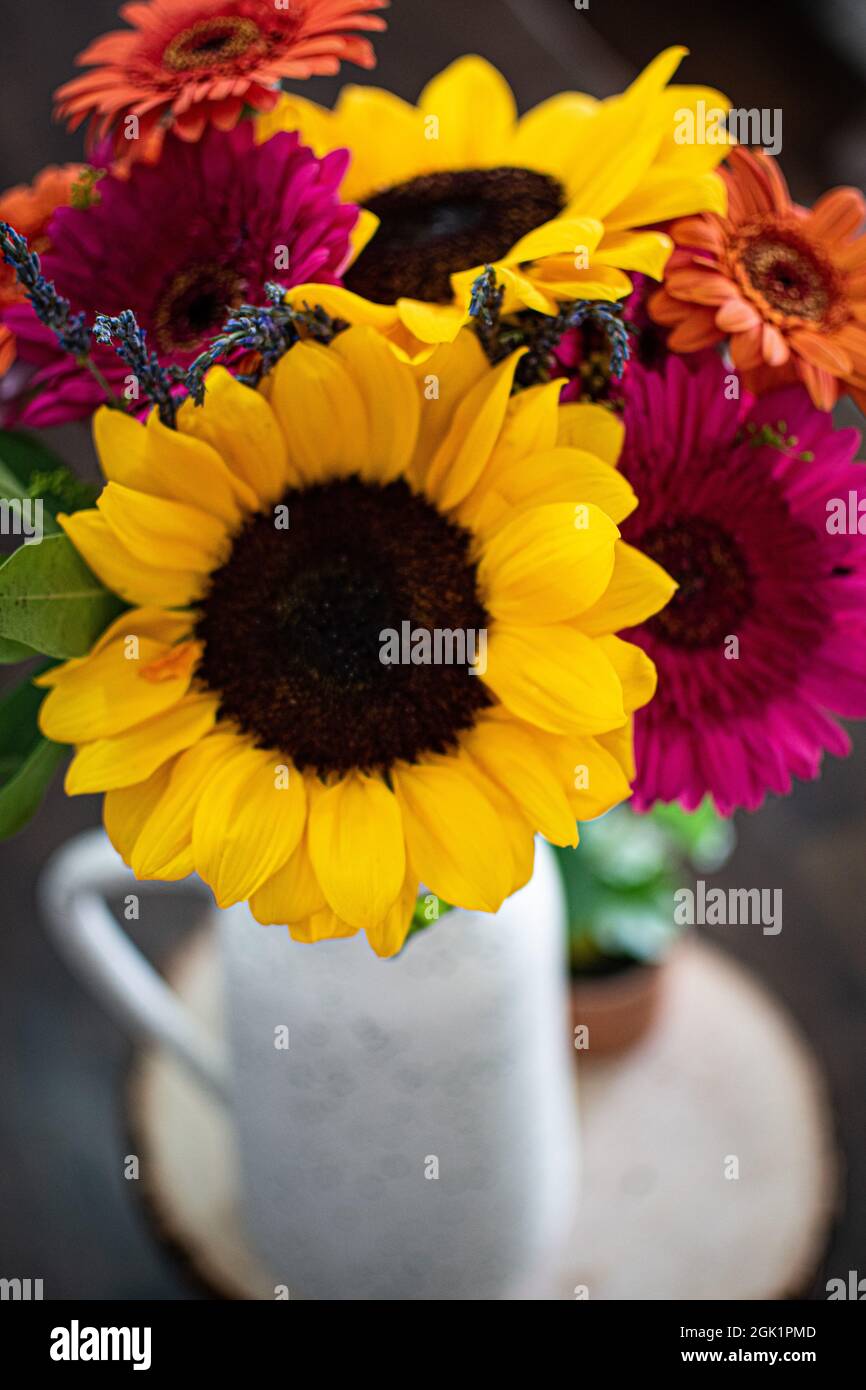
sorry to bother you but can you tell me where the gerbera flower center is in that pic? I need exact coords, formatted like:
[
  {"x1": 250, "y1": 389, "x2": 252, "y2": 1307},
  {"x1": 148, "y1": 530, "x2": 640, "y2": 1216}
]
[
  {"x1": 344, "y1": 167, "x2": 566, "y2": 303},
  {"x1": 154, "y1": 262, "x2": 245, "y2": 353},
  {"x1": 733, "y1": 223, "x2": 841, "y2": 325},
  {"x1": 640, "y1": 517, "x2": 753, "y2": 648},
  {"x1": 194, "y1": 476, "x2": 492, "y2": 775},
  {"x1": 163, "y1": 16, "x2": 262, "y2": 71}
]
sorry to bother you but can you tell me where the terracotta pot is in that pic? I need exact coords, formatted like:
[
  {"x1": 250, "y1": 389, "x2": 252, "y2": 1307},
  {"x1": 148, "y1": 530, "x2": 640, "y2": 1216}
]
[{"x1": 570, "y1": 956, "x2": 670, "y2": 1057}]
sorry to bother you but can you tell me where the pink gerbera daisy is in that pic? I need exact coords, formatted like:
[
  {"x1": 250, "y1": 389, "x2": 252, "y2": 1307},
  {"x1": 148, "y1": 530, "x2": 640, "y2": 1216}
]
[
  {"x1": 2, "y1": 123, "x2": 359, "y2": 426},
  {"x1": 617, "y1": 355, "x2": 866, "y2": 814}
]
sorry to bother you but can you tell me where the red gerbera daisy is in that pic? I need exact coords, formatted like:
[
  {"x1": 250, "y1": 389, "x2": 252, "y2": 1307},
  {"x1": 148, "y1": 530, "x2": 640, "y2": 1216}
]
[
  {"x1": 55, "y1": 0, "x2": 388, "y2": 160},
  {"x1": 617, "y1": 355, "x2": 866, "y2": 815}
]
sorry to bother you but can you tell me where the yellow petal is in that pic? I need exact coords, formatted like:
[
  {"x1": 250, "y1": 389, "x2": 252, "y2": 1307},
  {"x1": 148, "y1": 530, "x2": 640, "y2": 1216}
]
[
  {"x1": 594, "y1": 229, "x2": 673, "y2": 279},
  {"x1": 60, "y1": 510, "x2": 204, "y2": 607},
  {"x1": 289, "y1": 908, "x2": 360, "y2": 945},
  {"x1": 176, "y1": 367, "x2": 291, "y2": 504},
  {"x1": 557, "y1": 403, "x2": 624, "y2": 463},
  {"x1": 193, "y1": 746, "x2": 306, "y2": 907},
  {"x1": 250, "y1": 827, "x2": 327, "y2": 925},
  {"x1": 96, "y1": 483, "x2": 229, "y2": 573},
  {"x1": 536, "y1": 726, "x2": 634, "y2": 820},
  {"x1": 419, "y1": 56, "x2": 517, "y2": 167},
  {"x1": 577, "y1": 542, "x2": 677, "y2": 636},
  {"x1": 423, "y1": 349, "x2": 525, "y2": 510},
  {"x1": 392, "y1": 754, "x2": 515, "y2": 913},
  {"x1": 284, "y1": 281, "x2": 400, "y2": 331},
  {"x1": 308, "y1": 772, "x2": 406, "y2": 929},
  {"x1": 103, "y1": 761, "x2": 174, "y2": 867},
  {"x1": 479, "y1": 501, "x2": 619, "y2": 624},
  {"x1": 596, "y1": 634, "x2": 658, "y2": 712},
  {"x1": 469, "y1": 447, "x2": 637, "y2": 537},
  {"x1": 512, "y1": 92, "x2": 598, "y2": 179},
  {"x1": 484, "y1": 623, "x2": 624, "y2": 734},
  {"x1": 395, "y1": 297, "x2": 467, "y2": 344},
  {"x1": 409, "y1": 330, "x2": 491, "y2": 482},
  {"x1": 269, "y1": 340, "x2": 369, "y2": 483},
  {"x1": 35, "y1": 607, "x2": 192, "y2": 687},
  {"x1": 330, "y1": 327, "x2": 420, "y2": 480},
  {"x1": 364, "y1": 871, "x2": 419, "y2": 959},
  {"x1": 94, "y1": 407, "x2": 253, "y2": 525},
  {"x1": 561, "y1": 49, "x2": 688, "y2": 218},
  {"x1": 464, "y1": 715, "x2": 577, "y2": 846},
  {"x1": 326, "y1": 85, "x2": 427, "y2": 199},
  {"x1": 131, "y1": 732, "x2": 240, "y2": 880},
  {"x1": 468, "y1": 764, "x2": 536, "y2": 896},
  {"x1": 606, "y1": 167, "x2": 727, "y2": 231},
  {"x1": 506, "y1": 216, "x2": 603, "y2": 267},
  {"x1": 39, "y1": 635, "x2": 197, "y2": 743},
  {"x1": 65, "y1": 695, "x2": 219, "y2": 794}
]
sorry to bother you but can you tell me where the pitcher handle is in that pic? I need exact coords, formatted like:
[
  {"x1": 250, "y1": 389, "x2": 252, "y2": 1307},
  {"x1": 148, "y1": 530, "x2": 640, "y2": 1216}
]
[{"x1": 39, "y1": 828, "x2": 228, "y2": 1102}]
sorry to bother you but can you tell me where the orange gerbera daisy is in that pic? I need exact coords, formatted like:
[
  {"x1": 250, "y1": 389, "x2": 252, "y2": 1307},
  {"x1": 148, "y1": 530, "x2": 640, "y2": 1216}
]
[
  {"x1": 54, "y1": 0, "x2": 388, "y2": 160},
  {"x1": 649, "y1": 146, "x2": 866, "y2": 410},
  {"x1": 0, "y1": 164, "x2": 85, "y2": 374}
]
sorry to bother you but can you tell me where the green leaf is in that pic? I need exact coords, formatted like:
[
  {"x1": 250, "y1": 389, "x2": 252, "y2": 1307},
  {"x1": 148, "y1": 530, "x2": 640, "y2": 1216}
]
[
  {"x1": 0, "y1": 430, "x2": 66, "y2": 489},
  {"x1": 0, "y1": 533, "x2": 123, "y2": 659},
  {"x1": 0, "y1": 737, "x2": 66, "y2": 838},
  {"x1": 0, "y1": 634, "x2": 39, "y2": 663},
  {"x1": 0, "y1": 668, "x2": 66, "y2": 839}
]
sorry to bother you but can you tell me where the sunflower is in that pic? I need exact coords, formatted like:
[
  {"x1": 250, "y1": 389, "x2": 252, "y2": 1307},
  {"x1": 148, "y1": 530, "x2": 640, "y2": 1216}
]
[
  {"x1": 54, "y1": 0, "x2": 388, "y2": 161},
  {"x1": 649, "y1": 146, "x2": 866, "y2": 411},
  {"x1": 38, "y1": 327, "x2": 673, "y2": 956},
  {"x1": 257, "y1": 48, "x2": 730, "y2": 356},
  {"x1": 0, "y1": 164, "x2": 85, "y2": 375}
]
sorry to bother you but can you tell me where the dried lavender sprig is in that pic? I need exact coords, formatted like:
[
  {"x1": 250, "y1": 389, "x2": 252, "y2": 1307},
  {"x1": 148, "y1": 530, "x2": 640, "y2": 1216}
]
[
  {"x1": 563, "y1": 300, "x2": 630, "y2": 380},
  {"x1": 94, "y1": 310, "x2": 184, "y2": 428},
  {"x1": 185, "y1": 284, "x2": 343, "y2": 406},
  {"x1": 0, "y1": 220, "x2": 90, "y2": 358},
  {"x1": 468, "y1": 264, "x2": 630, "y2": 387}
]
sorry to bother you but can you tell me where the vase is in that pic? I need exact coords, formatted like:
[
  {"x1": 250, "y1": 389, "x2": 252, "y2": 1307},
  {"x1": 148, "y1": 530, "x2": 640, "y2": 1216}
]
[{"x1": 39, "y1": 829, "x2": 580, "y2": 1300}]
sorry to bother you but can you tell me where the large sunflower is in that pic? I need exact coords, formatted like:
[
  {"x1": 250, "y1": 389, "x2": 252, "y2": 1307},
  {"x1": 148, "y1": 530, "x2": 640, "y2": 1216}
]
[
  {"x1": 258, "y1": 48, "x2": 730, "y2": 355},
  {"x1": 39, "y1": 328, "x2": 673, "y2": 956}
]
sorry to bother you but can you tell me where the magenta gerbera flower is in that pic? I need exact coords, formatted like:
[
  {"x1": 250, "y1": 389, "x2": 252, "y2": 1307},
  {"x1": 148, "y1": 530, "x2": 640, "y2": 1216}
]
[
  {"x1": 2, "y1": 123, "x2": 359, "y2": 426},
  {"x1": 618, "y1": 355, "x2": 866, "y2": 815}
]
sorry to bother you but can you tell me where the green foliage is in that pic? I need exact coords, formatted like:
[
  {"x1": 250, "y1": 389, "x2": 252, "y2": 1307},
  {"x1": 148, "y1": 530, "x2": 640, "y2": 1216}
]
[
  {"x1": 556, "y1": 800, "x2": 735, "y2": 971},
  {"x1": 0, "y1": 533, "x2": 123, "y2": 659},
  {"x1": 0, "y1": 669, "x2": 66, "y2": 838}
]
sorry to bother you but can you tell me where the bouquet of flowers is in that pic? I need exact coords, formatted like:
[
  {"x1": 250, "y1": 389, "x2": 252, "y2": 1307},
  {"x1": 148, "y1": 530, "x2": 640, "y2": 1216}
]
[{"x1": 1, "y1": 0, "x2": 864, "y2": 959}]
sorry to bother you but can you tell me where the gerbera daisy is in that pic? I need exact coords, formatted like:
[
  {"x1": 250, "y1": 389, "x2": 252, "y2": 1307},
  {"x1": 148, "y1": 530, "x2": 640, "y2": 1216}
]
[
  {"x1": 55, "y1": 0, "x2": 388, "y2": 161},
  {"x1": 649, "y1": 146, "x2": 866, "y2": 411},
  {"x1": 37, "y1": 327, "x2": 673, "y2": 956},
  {"x1": 2, "y1": 124, "x2": 362, "y2": 427},
  {"x1": 258, "y1": 48, "x2": 730, "y2": 355},
  {"x1": 606, "y1": 353, "x2": 866, "y2": 815},
  {"x1": 0, "y1": 164, "x2": 85, "y2": 375}
]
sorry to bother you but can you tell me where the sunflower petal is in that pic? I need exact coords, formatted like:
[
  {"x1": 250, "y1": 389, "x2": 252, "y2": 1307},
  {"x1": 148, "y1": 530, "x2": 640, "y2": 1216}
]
[
  {"x1": 308, "y1": 772, "x2": 406, "y2": 929},
  {"x1": 392, "y1": 756, "x2": 515, "y2": 912}
]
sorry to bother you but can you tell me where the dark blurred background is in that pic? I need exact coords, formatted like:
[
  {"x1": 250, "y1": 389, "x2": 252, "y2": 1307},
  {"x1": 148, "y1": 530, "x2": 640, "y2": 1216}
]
[{"x1": 0, "y1": 0, "x2": 864, "y2": 1298}]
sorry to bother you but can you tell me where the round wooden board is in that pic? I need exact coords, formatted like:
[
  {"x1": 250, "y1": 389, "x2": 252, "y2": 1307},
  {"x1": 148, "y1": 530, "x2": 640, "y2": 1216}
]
[{"x1": 127, "y1": 934, "x2": 840, "y2": 1300}]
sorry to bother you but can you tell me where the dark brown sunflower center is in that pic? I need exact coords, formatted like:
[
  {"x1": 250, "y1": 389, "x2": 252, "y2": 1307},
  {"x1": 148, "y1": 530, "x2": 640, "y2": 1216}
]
[
  {"x1": 154, "y1": 263, "x2": 245, "y2": 354},
  {"x1": 194, "y1": 476, "x2": 492, "y2": 775},
  {"x1": 163, "y1": 16, "x2": 262, "y2": 70},
  {"x1": 735, "y1": 226, "x2": 839, "y2": 324},
  {"x1": 343, "y1": 167, "x2": 566, "y2": 304},
  {"x1": 641, "y1": 517, "x2": 753, "y2": 648}
]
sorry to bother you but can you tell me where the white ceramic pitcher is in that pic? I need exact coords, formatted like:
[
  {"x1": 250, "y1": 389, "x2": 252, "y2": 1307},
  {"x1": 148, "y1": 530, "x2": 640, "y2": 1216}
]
[{"x1": 39, "y1": 829, "x2": 579, "y2": 1300}]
